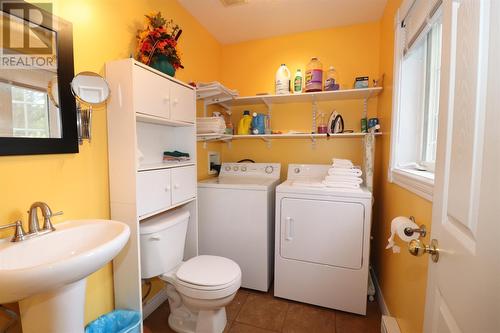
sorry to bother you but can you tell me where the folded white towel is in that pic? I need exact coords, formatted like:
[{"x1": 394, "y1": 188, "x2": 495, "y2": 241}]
[
  {"x1": 322, "y1": 181, "x2": 361, "y2": 189},
  {"x1": 328, "y1": 167, "x2": 363, "y2": 177},
  {"x1": 332, "y1": 163, "x2": 356, "y2": 169},
  {"x1": 292, "y1": 181, "x2": 327, "y2": 188},
  {"x1": 332, "y1": 158, "x2": 353, "y2": 167},
  {"x1": 324, "y1": 175, "x2": 363, "y2": 184}
]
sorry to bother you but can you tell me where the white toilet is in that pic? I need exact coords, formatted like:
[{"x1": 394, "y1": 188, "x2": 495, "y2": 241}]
[{"x1": 140, "y1": 209, "x2": 241, "y2": 333}]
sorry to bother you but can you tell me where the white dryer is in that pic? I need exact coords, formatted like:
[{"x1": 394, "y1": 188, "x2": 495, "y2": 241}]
[
  {"x1": 198, "y1": 162, "x2": 281, "y2": 291},
  {"x1": 274, "y1": 164, "x2": 372, "y2": 315}
]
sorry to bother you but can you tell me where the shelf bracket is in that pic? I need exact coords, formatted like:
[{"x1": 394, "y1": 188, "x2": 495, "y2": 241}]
[
  {"x1": 362, "y1": 98, "x2": 368, "y2": 119},
  {"x1": 310, "y1": 135, "x2": 317, "y2": 149},
  {"x1": 311, "y1": 96, "x2": 318, "y2": 134}
]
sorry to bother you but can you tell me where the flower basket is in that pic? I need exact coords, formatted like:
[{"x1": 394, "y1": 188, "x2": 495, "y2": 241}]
[{"x1": 136, "y1": 12, "x2": 183, "y2": 76}]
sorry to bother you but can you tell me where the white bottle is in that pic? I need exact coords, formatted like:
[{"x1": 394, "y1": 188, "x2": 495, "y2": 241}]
[
  {"x1": 275, "y1": 64, "x2": 291, "y2": 95},
  {"x1": 324, "y1": 66, "x2": 339, "y2": 91}
]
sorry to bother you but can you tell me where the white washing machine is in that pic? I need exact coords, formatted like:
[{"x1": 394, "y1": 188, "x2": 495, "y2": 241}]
[
  {"x1": 274, "y1": 164, "x2": 372, "y2": 315},
  {"x1": 198, "y1": 162, "x2": 281, "y2": 291}
]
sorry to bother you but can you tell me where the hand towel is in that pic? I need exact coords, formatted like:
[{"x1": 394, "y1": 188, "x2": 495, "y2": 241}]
[
  {"x1": 328, "y1": 167, "x2": 363, "y2": 177},
  {"x1": 331, "y1": 158, "x2": 353, "y2": 167},
  {"x1": 324, "y1": 175, "x2": 363, "y2": 184}
]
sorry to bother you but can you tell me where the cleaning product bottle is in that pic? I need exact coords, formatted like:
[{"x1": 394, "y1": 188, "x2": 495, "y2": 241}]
[
  {"x1": 237, "y1": 110, "x2": 252, "y2": 135},
  {"x1": 293, "y1": 69, "x2": 303, "y2": 93},
  {"x1": 275, "y1": 64, "x2": 291, "y2": 95},
  {"x1": 305, "y1": 57, "x2": 323, "y2": 92},
  {"x1": 324, "y1": 66, "x2": 339, "y2": 91}
]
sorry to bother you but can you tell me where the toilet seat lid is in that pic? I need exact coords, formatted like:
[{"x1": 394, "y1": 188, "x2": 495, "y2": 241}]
[{"x1": 176, "y1": 255, "x2": 241, "y2": 287}]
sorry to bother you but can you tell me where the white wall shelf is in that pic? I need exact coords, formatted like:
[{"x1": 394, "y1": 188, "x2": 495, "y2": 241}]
[
  {"x1": 138, "y1": 161, "x2": 195, "y2": 172},
  {"x1": 224, "y1": 87, "x2": 382, "y2": 107},
  {"x1": 197, "y1": 132, "x2": 381, "y2": 142},
  {"x1": 136, "y1": 112, "x2": 194, "y2": 127}
]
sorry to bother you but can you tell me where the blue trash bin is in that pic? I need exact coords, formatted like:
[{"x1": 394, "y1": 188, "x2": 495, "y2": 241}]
[{"x1": 85, "y1": 310, "x2": 141, "y2": 333}]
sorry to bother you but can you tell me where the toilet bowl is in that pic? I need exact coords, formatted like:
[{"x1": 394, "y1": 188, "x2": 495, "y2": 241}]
[{"x1": 140, "y1": 209, "x2": 241, "y2": 333}]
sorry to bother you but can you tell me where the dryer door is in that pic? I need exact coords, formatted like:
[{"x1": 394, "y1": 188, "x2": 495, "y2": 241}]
[{"x1": 279, "y1": 198, "x2": 365, "y2": 269}]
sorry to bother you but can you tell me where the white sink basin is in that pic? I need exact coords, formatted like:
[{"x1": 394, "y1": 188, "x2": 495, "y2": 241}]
[{"x1": 0, "y1": 219, "x2": 130, "y2": 333}]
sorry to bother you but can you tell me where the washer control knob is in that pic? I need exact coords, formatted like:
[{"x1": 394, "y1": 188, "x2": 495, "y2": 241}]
[
  {"x1": 233, "y1": 166, "x2": 239, "y2": 171},
  {"x1": 224, "y1": 165, "x2": 231, "y2": 171},
  {"x1": 265, "y1": 165, "x2": 274, "y2": 174},
  {"x1": 241, "y1": 166, "x2": 247, "y2": 172},
  {"x1": 294, "y1": 168, "x2": 301, "y2": 174}
]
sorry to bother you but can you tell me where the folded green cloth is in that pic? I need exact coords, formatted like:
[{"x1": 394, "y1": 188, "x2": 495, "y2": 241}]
[{"x1": 164, "y1": 150, "x2": 190, "y2": 158}]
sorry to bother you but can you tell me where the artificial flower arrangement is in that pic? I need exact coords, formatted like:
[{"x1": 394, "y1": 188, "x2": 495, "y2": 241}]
[{"x1": 136, "y1": 12, "x2": 183, "y2": 75}]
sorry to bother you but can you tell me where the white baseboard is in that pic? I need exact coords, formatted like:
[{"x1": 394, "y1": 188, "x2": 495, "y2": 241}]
[
  {"x1": 370, "y1": 267, "x2": 390, "y2": 316},
  {"x1": 142, "y1": 287, "x2": 169, "y2": 319}
]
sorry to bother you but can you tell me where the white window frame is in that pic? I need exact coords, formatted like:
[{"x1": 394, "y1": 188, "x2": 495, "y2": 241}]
[{"x1": 388, "y1": 1, "x2": 442, "y2": 202}]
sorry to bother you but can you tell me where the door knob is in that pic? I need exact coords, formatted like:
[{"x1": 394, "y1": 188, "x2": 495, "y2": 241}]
[{"x1": 408, "y1": 239, "x2": 439, "y2": 263}]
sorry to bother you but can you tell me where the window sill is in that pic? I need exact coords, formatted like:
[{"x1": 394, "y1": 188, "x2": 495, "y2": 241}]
[{"x1": 390, "y1": 167, "x2": 434, "y2": 201}]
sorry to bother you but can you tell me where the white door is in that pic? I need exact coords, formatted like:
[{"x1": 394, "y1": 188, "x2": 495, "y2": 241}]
[
  {"x1": 280, "y1": 198, "x2": 365, "y2": 269},
  {"x1": 170, "y1": 82, "x2": 196, "y2": 123},
  {"x1": 171, "y1": 166, "x2": 196, "y2": 205},
  {"x1": 136, "y1": 169, "x2": 172, "y2": 217},
  {"x1": 422, "y1": 1, "x2": 500, "y2": 332},
  {"x1": 133, "y1": 65, "x2": 170, "y2": 119}
]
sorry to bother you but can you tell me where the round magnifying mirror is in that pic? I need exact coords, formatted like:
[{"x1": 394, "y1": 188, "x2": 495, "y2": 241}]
[
  {"x1": 70, "y1": 71, "x2": 110, "y2": 107},
  {"x1": 47, "y1": 76, "x2": 59, "y2": 108}
]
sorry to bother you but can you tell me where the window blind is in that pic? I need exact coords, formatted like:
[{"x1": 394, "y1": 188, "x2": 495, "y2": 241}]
[{"x1": 402, "y1": 0, "x2": 442, "y2": 54}]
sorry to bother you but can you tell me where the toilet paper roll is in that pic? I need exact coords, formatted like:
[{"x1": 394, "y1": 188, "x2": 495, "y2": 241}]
[{"x1": 386, "y1": 216, "x2": 420, "y2": 253}]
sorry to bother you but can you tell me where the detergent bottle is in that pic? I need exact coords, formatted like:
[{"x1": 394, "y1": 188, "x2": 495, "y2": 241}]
[
  {"x1": 275, "y1": 64, "x2": 291, "y2": 95},
  {"x1": 237, "y1": 110, "x2": 252, "y2": 135},
  {"x1": 305, "y1": 57, "x2": 323, "y2": 92}
]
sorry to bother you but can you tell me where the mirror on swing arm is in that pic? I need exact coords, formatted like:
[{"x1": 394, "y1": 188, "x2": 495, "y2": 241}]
[{"x1": 69, "y1": 72, "x2": 110, "y2": 144}]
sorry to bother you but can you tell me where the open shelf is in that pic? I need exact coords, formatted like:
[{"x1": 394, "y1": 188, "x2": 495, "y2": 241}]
[
  {"x1": 136, "y1": 112, "x2": 194, "y2": 127},
  {"x1": 137, "y1": 161, "x2": 195, "y2": 172},
  {"x1": 196, "y1": 133, "x2": 233, "y2": 142},
  {"x1": 220, "y1": 87, "x2": 382, "y2": 107},
  {"x1": 197, "y1": 132, "x2": 381, "y2": 142}
]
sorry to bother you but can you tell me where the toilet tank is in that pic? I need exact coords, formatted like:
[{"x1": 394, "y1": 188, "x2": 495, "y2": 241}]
[{"x1": 139, "y1": 209, "x2": 190, "y2": 279}]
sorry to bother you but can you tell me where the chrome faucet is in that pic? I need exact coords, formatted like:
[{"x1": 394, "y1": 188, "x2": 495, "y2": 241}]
[
  {"x1": 27, "y1": 202, "x2": 63, "y2": 234},
  {"x1": 0, "y1": 220, "x2": 26, "y2": 242}
]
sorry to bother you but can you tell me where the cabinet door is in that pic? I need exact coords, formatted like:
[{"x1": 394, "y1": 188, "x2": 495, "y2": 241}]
[
  {"x1": 137, "y1": 169, "x2": 172, "y2": 217},
  {"x1": 170, "y1": 82, "x2": 195, "y2": 123},
  {"x1": 279, "y1": 198, "x2": 365, "y2": 269},
  {"x1": 133, "y1": 66, "x2": 170, "y2": 119},
  {"x1": 171, "y1": 165, "x2": 196, "y2": 205}
]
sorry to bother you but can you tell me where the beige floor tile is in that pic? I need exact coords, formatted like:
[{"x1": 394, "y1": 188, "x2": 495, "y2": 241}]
[
  {"x1": 143, "y1": 302, "x2": 176, "y2": 333},
  {"x1": 335, "y1": 301, "x2": 381, "y2": 333},
  {"x1": 230, "y1": 322, "x2": 277, "y2": 333},
  {"x1": 282, "y1": 302, "x2": 336, "y2": 333},
  {"x1": 227, "y1": 289, "x2": 251, "y2": 322},
  {"x1": 236, "y1": 293, "x2": 289, "y2": 331}
]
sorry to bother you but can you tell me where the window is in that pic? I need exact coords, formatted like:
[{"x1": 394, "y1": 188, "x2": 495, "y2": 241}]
[
  {"x1": 389, "y1": 0, "x2": 443, "y2": 201},
  {"x1": 11, "y1": 85, "x2": 51, "y2": 138}
]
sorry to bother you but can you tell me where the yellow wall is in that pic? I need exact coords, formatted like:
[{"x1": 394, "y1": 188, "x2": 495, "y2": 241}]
[
  {"x1": 372, "y1": 1, "x2": 432, "y2": 332},
  {"x1": 219, "y1": 23, "x2": 381, "y2": 175},
  {"x1": 0, "y1": 0, "x2": 221, "y2": 324}
]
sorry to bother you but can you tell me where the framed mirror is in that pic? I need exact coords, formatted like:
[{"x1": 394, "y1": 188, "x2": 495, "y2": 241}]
[{"x1": 0, "y1": 1, "x2": 78, "y2": 155}]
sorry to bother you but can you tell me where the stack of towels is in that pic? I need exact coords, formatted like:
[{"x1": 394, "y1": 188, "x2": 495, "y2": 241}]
[
  {"x1": 196, "y1": 117, "x2": 226, "y2": 135},
  {"x1": 322, "y1": 158, "x2": 363, "y2": 190}
]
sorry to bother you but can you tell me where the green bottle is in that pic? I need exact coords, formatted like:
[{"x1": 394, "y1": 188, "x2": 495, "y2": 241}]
[{"x1": 293, "y1": 69, "x2": 303, "y2": 93}]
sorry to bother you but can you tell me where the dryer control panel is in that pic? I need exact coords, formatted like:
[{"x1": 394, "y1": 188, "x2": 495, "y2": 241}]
[{"x1": 220, "y1": 163, "x2": 281, "y2": 179}]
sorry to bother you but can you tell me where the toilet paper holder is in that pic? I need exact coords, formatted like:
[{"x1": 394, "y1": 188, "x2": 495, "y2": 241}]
[{"x1": 403, "y1": 216, "x2": 427, "y2": 237}]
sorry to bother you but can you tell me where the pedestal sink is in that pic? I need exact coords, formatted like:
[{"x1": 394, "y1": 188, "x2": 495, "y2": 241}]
[{"x1": 0, "y1": 219, "x2": 130, "y2": 333}]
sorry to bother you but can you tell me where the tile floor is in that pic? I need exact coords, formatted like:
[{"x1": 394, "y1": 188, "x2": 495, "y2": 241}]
[{"x1": 143, "y1": 288, "x2": 381, "y2": 333}]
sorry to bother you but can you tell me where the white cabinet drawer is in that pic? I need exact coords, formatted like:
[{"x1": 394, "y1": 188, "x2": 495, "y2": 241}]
[
  {"x1": 171, "y1": 165, "x2": 196, "y2": 204},
  {"x1": 137, "y1": 169, "x2": 172, "y2": 217},
  {"x1": 133, "y1": 66, "x2": 170, "y2": 119},
  {"x1": 170, "y1": 82, "x2": 195, "y2": 123}
]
